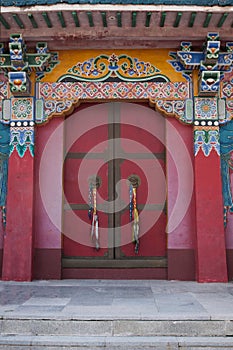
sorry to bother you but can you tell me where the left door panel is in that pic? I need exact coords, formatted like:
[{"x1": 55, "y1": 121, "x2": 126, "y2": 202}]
[{"x1": 63, "y1": 104, "x2": 112, "y2": 259}]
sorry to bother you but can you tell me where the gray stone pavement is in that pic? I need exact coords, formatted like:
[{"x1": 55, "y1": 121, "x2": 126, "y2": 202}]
[
  {"x1": 0, "y1": 279, "x2": 232, "y2": 321},
  {"x1": 1, "y1": 280, "x2": 233, "y2": 348}
]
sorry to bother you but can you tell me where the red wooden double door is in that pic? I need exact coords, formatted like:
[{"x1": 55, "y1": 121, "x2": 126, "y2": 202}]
[{"x1": 63, "y1": 102, "x2": 167, "y2": 278}]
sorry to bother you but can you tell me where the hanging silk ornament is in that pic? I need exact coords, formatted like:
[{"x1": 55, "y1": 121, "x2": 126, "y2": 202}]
[
  {"x1": 129, "y1": 184, "x2": 139, "y2": 254},
  {"x1": 88, "y1": 183, "x2": 93, "y2": 220},
  {"x1": 1, "y1": 206, "x2": 6, "y2": 228},
  {"x1": 88, "y1": 183, "x2": 100, "y2": 251},
  {"x1": 129, "y1": 184, "x2": 133, "y2": 221}
]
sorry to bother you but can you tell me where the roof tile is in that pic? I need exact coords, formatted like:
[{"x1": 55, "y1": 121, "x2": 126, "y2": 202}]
[{"x1": 2, "y1": 0, "x2": 233, "y2": 6}]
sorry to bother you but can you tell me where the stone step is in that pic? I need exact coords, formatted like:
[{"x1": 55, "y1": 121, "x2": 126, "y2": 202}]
[
  {"x1": 0, "y1": 335, "x2": 233, "y2": 350},
  {"x1": 1, "y1": 318, "x2": 233, "y2": 337}
]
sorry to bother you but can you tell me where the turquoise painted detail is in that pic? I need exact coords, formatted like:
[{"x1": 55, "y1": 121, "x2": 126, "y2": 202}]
[
  {"x1": 2, "y1": 0, "x2": 232, "y2": 6},
  {"x1": 220, "y1": 120, "x2": 233, "y2": 225},
  {"x1": 194, "y1": 129, "x2": 220, "y2": 157},
  {"x1": 0, "y1": 123, "x2": 10, "y2": 208},
  {"x1": 9, "y1": 128, "x2": 34, "y2": 158},
  {"x1": 169, "y1": 33, "x2": 233, "y2": 96},
  {"x1": 0, "y1": 34, "x2": 59, "y2": 94},
  {"x1": 168, "y1": 52, "x2": 192, "y2": 82}
]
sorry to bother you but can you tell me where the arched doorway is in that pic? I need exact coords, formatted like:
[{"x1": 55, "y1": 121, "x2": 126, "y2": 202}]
[{"x1": 62, "y1": 102, "x2": 167, "y2": 278}]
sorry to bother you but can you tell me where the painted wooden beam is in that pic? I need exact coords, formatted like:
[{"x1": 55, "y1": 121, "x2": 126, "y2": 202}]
[
  {"x1": 160, "y1": 12, "x2": 166, "y2": 27},
  {"x1": 101, "y1": 12, "x2": 107, "y2": 27},
  {"x1": 86, "y1": 11, "x2": 94, "y2": 27},
  {"x1": 203, "y1": 12, "x2": 212, "y2": 28},
  {"x1": 188, "y1": 12, "x2": 196, "y2": 27},
  {"x1": 72, "y1": 11, "x2": 80, "y2": 27},
  {"x1": 217, "y1": 12, "x2": 228, "y2": 28},
  {"x1": 117, "y1": 12, "x2": 122, "y2": 27},
  {"x1": 145, "y1": 12, "x2": 151, "y2": 27},
  {"x1": 173, "y1": 12, "x2": 182, "y2": 27},
  {"x1": 132, "y1": 11, "x2": 137, "y2": 27},
  {"x1": 12, "y1": 14, "x2": 24, "y2": 29},
  {"x1": 0, "y1": 15, "x2": 10, "y2": 29},
  {"x1": 28, "y1": 13, "x2": 38, "y2": 28},
  {"x1": 57, "y1": 11, "x2": 66, "y2": 28},
  {"x1": 42, "y1": 12, "x2": 53, "y2": 28}
]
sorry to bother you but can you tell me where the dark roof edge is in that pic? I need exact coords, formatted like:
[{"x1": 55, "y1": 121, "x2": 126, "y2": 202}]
[{"x1": 2, "y1": 0, "x2": 233, "y2": 7}]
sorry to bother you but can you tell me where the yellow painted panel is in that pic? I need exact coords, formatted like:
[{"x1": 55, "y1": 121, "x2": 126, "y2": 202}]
[{"x1": 40, "y1": 49, "x2": 185, "y2": 83}]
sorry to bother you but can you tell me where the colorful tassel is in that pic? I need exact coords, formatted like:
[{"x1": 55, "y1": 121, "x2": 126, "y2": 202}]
[
  {"x1": 224, "y1": 205, "x2": 228, "y2": 227},
  {"x1": 129, "y1": 184, "x2": 133, "y2": 221},
  {"x1": 129, "y1": 185, "x2": 139, "y2": 254},
  {"x1": 88, "y1": 183, "x2": 93, "y2": 220},
  {"x1": 1, "y1": 206, "x2": 6, "y2": 229},
  {"x1": 88, "y1": 184, "x2": 100, "y2": 251}
]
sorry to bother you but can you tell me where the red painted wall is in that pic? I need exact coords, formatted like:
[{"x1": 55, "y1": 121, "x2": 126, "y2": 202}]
[
  {"x1": 166, "y1": 118, "x2": 196, "y2": 280},
  {"x1": 33, "y1": 118, "x2": 64, "y2": 279},
  {"x1": 166, "y1": 118, "x2": 196, "y2": 250}
]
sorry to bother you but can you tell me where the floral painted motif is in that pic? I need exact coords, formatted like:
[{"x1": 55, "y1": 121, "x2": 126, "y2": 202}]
[
  {"x1": 194, "y1": 98, "x2": 218, "y2": 120},
  {"x1": 222, "y1": 80, "x2": 233, "y2": 99},
  {"x1": 11, "y1": 98, "x2": 33, "y2": 120},
  {"x1": 58, "y1": 54, "x2": 163, "y2": 82}
]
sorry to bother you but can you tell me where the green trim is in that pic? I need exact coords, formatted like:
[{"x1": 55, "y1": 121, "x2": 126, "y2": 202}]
[
  {"x1": 188, "y1": 12, "x2": 196, "y2": 27},
  {"x1": 42, "y1": 12, "x2": 53, "y2": 28},
  {"x1": 57, "y1": 11, "x2": 66, "y2": 27},
  {"x1": 28, "y1": 13, "x2": 38, "y2": 28},
  {"x1": 12, "y1": 14, "x2": 24, "y2": 29},
  {"x1": 132, "y1": 11, "x2": 137, "y2": 27},
  {"x1": 101, "y1": 12, "x2": 107, "y2": 27},
  {"x1": 217, "y1": 12, "x2": 228, "y2": 27},
  {"x1": 86, "y1": 12, "x2": 94, "y2": 27},
  {"x1": 203, "y1": 12, "x2": 212, "y2": 28},
  {"x1": 117, "y1": 12, "x2": 122, "y2": 27},
  {"x1": 173, "y1": 12, "x2": 182, "y2": 27},
  {"x1": 145, "y1": 12, "x2": 151, "y2": 27},
  {"x1": 72, "y1": 11, "x2": 80, "y2": 27},
  {"x1": 160, "y1": 12, "x2": 166, "y2": 27},
  {"x1": 0, "y1": 15, "x2": 10, "y2": 29}
]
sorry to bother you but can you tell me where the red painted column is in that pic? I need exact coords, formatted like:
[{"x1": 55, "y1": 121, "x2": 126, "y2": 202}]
[
  {"x1": 194, "y1": 124, "x2": 228, "y2": 282},
  {"x1": 2, "y1": 96, "x2": 35, "y2": 281}
]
